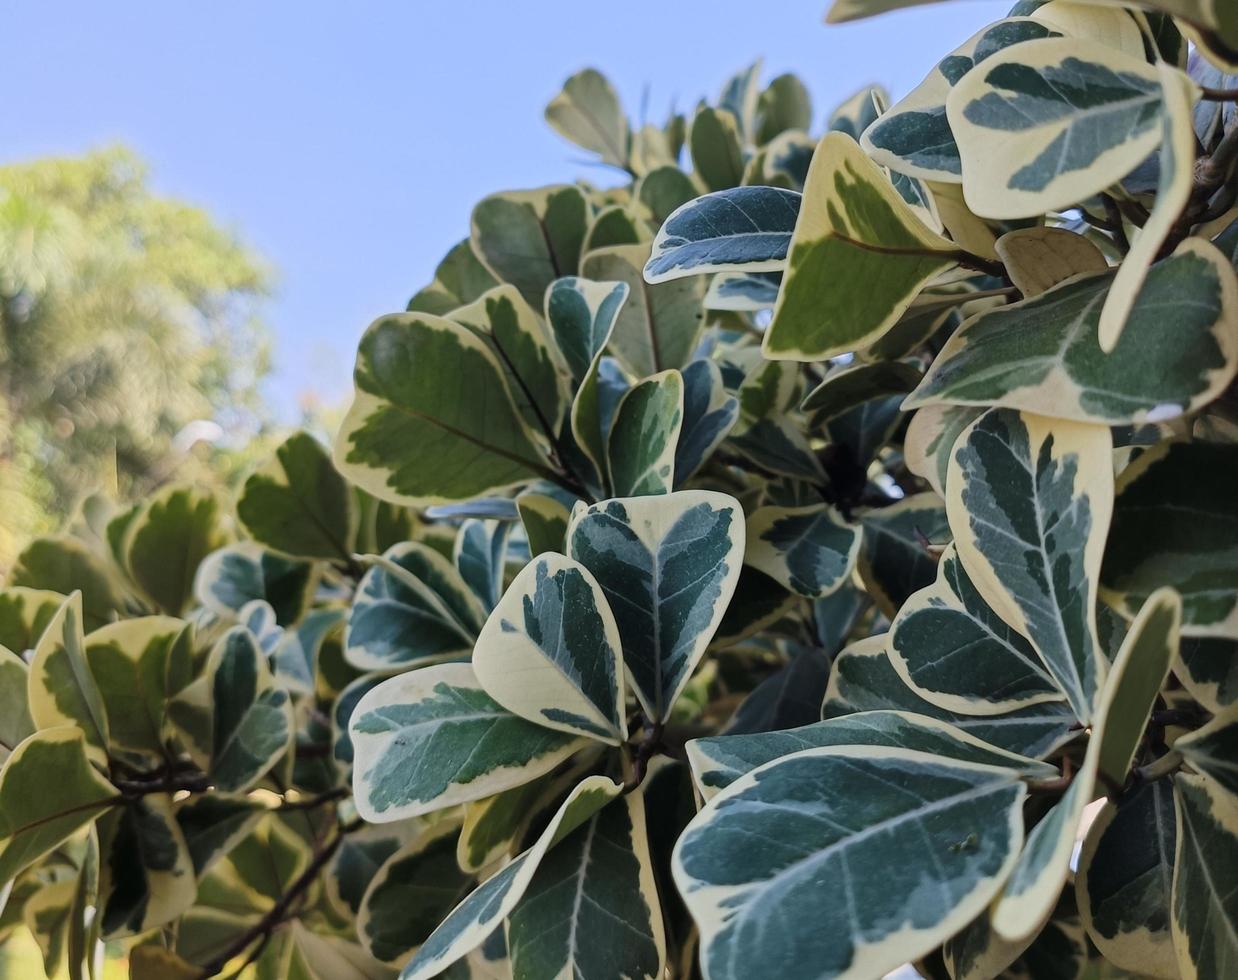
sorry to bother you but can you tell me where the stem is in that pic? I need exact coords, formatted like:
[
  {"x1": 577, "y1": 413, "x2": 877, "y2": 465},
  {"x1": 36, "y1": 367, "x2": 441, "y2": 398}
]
[
  {"x1": 1100, "y1": 195, "x2": 1131, "y2": 253},
  {"x1": 623, "y1": 719, "x2": 665, "y2": 793},
  {"x1": 1025, "y1": 754, "x2": 1074, "y2": 795},
  {"x1": 951, "y1": 250, "x2": 1007, "y2": 279},
  {"x1": 198, "y1": 821, "x2": 356, "y2": 977},
  {"x1": 1200, "y1": 86, "x2": 1238, "y2": 102},
  {"x1": 1134, "y1": 750, "x2": 1183, "y2": 783},
  {"x1": 113, "y1": 770, "x2": 212, "y2": 799},
  {"x1": 277, "y1": 787, "x2": 349, "y2": 812}
]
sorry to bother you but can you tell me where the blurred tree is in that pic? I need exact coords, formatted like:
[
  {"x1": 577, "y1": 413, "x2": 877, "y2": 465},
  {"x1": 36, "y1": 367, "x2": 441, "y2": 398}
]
[{"x1": 0, "y1": 147, "x2": 273, "y2": 568}]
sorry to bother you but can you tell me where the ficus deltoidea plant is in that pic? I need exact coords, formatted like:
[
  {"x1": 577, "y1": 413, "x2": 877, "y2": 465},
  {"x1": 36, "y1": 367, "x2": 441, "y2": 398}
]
[{"x1": 3, "y1": 1, "x2": 1238, "y2": 978}]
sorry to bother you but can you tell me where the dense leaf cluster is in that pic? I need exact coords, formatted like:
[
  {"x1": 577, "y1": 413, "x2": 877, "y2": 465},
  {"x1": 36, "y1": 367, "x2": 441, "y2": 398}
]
[{"x1": 2, "y1": 1, "x2": 1238, "y2": 978}]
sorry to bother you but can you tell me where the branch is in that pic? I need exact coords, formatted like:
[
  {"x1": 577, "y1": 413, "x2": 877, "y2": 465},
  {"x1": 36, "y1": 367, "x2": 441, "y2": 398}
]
[
  {"x1": 197, "y1": 821, "x2": 357, "y2": 977},
  {"x1": 1200, "y1": 86, "x2": 1238, "y2": 103}
]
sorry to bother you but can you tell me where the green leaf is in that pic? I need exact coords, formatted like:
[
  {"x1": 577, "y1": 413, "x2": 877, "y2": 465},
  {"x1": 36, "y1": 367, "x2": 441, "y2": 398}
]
[
  {"x1": 84, "y1": 616, "x2": 194, "y2": 761},
  {"x1": 1171, "y1": 773, "x2": 1238, "y2": 980},
  {"x1": 567, "y1": 491, "x2": 745, "y2": 722},
  {"x1": 690, "y1": 107, "x2": 744, "y2": 192},
  {"x1": 28, "y1": 593, "x2": 110, "y2": 766},
  {"x1": 545, "y1": 68, "x2": 630, "y2": 169},
  {"x1": 635, "y1": 166, "x2": 699, "y2": 228},
  {"x1": 470, "y1": 185, "x2": 588, "y2": 307},
  {"x1": 946, "y1": 37, "x2": 1165, "y2": 218},
  {"x1": 473, "y1": 553, "x2": 625, "y2": 744},
  {"x1": 517, "y1": 492, "x2": 571, "y2": 559},
  {"x1": 236, "y1": 431, "x2": 355, "y2": 561},
  {"x1": 122, "y1": 485, "x2": 229, "y2": 617},
  {"x1": 607, "y1": 370, "x2": 684, "y2": 496},
  {"x1": 1093, "y1": 588, "x2": 1180, "y2": 788},
  {"x1": 96, "y1": 793, "x2": 195, "y2": 938},
  {"x1": 407, "y1": 238, "x2": 500, "y2": 316},
  {"x1": 823, "y1": 634, "x2": 1079, "y2": 760},
  {"x1": 0, "y1": 726, "x2": 118, "y2": 887},
  {"x1": 450, "y1": 284, "x2": 572, "y2": 444},
  {"x1": 544, "y1": 276, "x2": 628, "y2": 385},
  {"x1": 1101, "y1": 440, "x2": 1238, "y2": 638},
  {"x1": 194, "y1": 542, "x2": 316, "y2": 627},
  {"x1": 675, "y1": 359, "x2": 739, "y2": 485},
  {"x1": 402, "y1": 775, "x2": 623, "y2": 980},
  {"x1": 803, "y1": 360, "x2": 921, "y2": 468},
  {"x1": 858, "y1": 492, "x2": 951, "y2": 618},
  {"x1": 764, "y1": 132, "x2": 958, "y2": 361},
  {"x1": 673, "y1": 745, "x2": 1027, "y2": 980},
  {"x1": 0, "y1": 648, "x2": 34, "y2": 765},
  {"x1": 947, "y1": 409, "x2": 1112, "y2": 722},
  {"x1": 863, "y1": 18, "x2": 1061, "y2": 182},
  {"x1": 890, "y1": 544, "x2": 1064, "y2": 715},
  {"x1": 687, "y1": 709, "x2": 1056, "y2": 799},
  {"x1": 350, "y1": 662, "x2": 583, "y2": 821},
  {"x1": 745, "y1": 504, "x2": 861, "y2": 600},
  {"x1": 0, "y1": 587, "x2": 63, "y2": 658},
  {"x1": 453, "y1": 518, "x2": 511, "y2": 613},
  {"x1": 333, "y1": 312, "x2": 553, "y2": 506},
  {"x1": 357, "y1": 828, "x2": 473, "y2": 964},
  {"x1": 207, "y1": 627, "x2": 293, "y2": 793},
  {"x1": 347, "y1": 542, "x2": 483, "y2": 672},
  {"x1": 9, "y1": 537, "x2": 125, "y2": 632},
  {"x1": 908, "y1": 239, "x2": 1238, "y2": 425},
  {"x1": 1176, "y1": 635, "x2": 1238, "y2": 714},
  {"x1": 643, "y1": 186, "x2": 799, "y2": 283},
  {"x1": 508, "y1": 791, "x2": 665, "y2": 980},
  {"x1": 581, "y1": 243, "x2": 706, "y2": 378},
  {"x1": 757, "y1": 73, "x2": 813, "y2": 144},
  {"x1": 1076, "y1": 780, "x2": 1178, "y2": 978},
  {"x1": 582, "y1": 204, "x2": 646, "y2": 255},
  {"x1": 1177, "y1": 706, "x2": 1238, "y2": 800}
]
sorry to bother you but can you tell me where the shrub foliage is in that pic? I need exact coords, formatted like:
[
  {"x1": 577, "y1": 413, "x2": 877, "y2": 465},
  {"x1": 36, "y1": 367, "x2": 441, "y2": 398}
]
[{"x1": 3, "y1": 1, "x2": 1238, "y2": 978}]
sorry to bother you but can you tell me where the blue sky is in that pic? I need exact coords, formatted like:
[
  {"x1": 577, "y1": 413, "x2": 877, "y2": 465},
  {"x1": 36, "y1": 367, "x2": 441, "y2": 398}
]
[{"x1": 5, "y1": 1, "x2": 1010, "y2": 419}]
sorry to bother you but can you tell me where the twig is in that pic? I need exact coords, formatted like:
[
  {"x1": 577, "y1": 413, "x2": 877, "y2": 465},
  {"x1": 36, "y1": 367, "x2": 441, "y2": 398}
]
[
  {"x1": 197, "y1": 823, "x2": 353, "y2": 977},
  {"x1": 277, "y1": 786, "x2": 349, "y2": 812},
  {"x1": 1200, "y1": 86, "x2": 1238, "y2": 102}
]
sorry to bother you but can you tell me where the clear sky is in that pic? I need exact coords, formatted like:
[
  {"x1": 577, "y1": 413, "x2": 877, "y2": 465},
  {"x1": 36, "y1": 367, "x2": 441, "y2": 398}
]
[{"x1": 5, "y1": 1, "x2": 1011, "y2": 419}]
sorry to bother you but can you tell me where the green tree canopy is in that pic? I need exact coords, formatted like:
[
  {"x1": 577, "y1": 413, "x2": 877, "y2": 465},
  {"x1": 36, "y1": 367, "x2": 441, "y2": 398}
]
[{"x1": 0, "y1": 147, "x2": 272, "y2": 567}]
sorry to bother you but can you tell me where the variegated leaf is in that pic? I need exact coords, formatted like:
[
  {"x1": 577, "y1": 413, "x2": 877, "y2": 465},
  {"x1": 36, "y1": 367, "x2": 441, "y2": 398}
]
[
  {"x1": 1076, "y1": 780, "x2": 1178, "y2": 978},
  {"x1": 690, "y1": 107, "x2": 744, "y2": 192},
  {"x1": 823, "y1": 634, "x2": 1079, "y2": 760},
  {"x1": 357, "y1": 827, "x2": 473, "y2": 964},
  {"x1": 862, "y1": 18, "x2": 1062, "y2": 183},
  {"x1": 0, "y1": 587, "x2": 63, "y2": 658},
  {"x1": 0, "y1": 647, "x2": 34, "y2": 766},
  {"x1": 207, "y1": 627, "x2": 293, "y2": 793},
  {"x1": 673, "y1": 745, "x2": 1027, "y2": 980},
  {"x1": 408, "y1": 238, "x2": 499, "y2": 316},
  {"x1": 350, "y1": 663, "x2": 583, "y2": 822},
  {"x1": 0, "y1": 726, "x2": 119, "y2": 887},
  {"x1": 1177, "y1": 706, "x2": 1238, "y2": 800},
  {"x1": 764, "y1": 133, "x2": 958, "y2": 360},
  {"x1": 236, "y1": 430, "x2": 356, "y2": 561},
  {"x1": 84, "y1": 616, "x2": 194, "y2": 761},
  {"x1": 995, "y1": 226, "x2": 1109, "y2": 299},
  {"x1": 675, "y1": 359, "x2": 739, "y2": 485},
  {"x1": 946, "y1": 37, "x2": 1165, "y2": 219},
  {"x1": 28, "y1": 592, "x2": 110, "y2": 766},
  {"x1": 451, "y1": 284, "x2": 572, "y2": 443},
  {"x1": 1098, "y1": 63, "x2": 1199, "y2": 351},
  {"x1": 7, "y1": 536, "x2": 124, "y2": 632},
  {"x1": 903, "y1": 404, "x2": 984, "y2": 499},
  {"x1": 1171, "y1": 773, "x2": 1238, "y2": 980},
  {"x1": 947, "y1": 409, "x2": 1112, "y2": 722},
  {"x1": 470, "y1": 185, "x2": 588, "y2": 307},
  {"x1": 687, "y1": 709, "x2": 1055, "y2": 800},
  {"x1": 194, "y1": 542, "x2": 316, "y2": 627},
  {"x1": 544, "y1": 277, "x2": 628, "y2": 385},
  {"x1": 402, "y1": 776, "x2": 623, "y2": 980},
  {"x1": 1101, "y1": 440, "x2": 1238, "y2": 637},
  {"x1": 333, "y1": 312, "x2": 553, "y2": 506},
  {"x1": 581, "y1": 243, "x2": 706, "y2": 378},
  {"x1": 545, "y1": 69, "x2": 630, "y2": 169},
  {"x1": 1176, "y1": 635, "x2": 1238, "y2": 714},
  {"x1": 517, "y1": 492, "x2": 571, "y2": 558},
  {"x1": 644, "y1": 186, "x2": 799, "y2": 283},
  {"x1": 453, "y1": 519, "x2": 512, "y2": 613},
  {"x1": 906, "y1": 239, "x2": 1238, "y2": 425},
  {"x1": 745, "y1": 504, "x2": 860, "y2": 600},
  {"x1": 704, "y1": 271, "x2": 780, "y2": 310},
  {"x1": 567, "y1": 492, "x2": 745, "y2": 722},
  {"x1": 890, "y1": 545, "x2": 1063, "y2": 715},
  {"x1": 507, "y1": 791, "x2": 665, "y2": 980},
  {"x1": 473, "y1": 553, "x2": 625, "y2": 744},
  {"x1": 858, "y1": 492, "x2": 951, "y2": 618},
  {"x1": 607, "y1": 369, "x2": 684, "y2": 497}
]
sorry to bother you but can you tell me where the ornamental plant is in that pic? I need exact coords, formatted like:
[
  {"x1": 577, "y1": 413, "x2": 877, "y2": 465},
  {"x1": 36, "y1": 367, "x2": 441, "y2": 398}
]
[{"x1": 3, "y1": 1, "x2": 1238, "y2": 978}]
